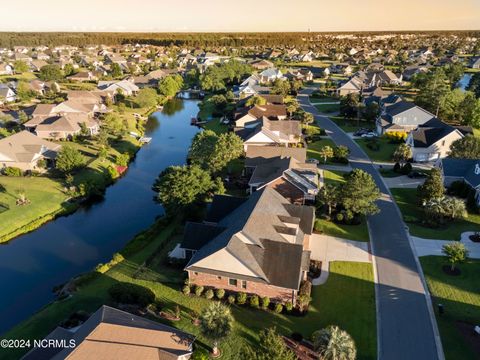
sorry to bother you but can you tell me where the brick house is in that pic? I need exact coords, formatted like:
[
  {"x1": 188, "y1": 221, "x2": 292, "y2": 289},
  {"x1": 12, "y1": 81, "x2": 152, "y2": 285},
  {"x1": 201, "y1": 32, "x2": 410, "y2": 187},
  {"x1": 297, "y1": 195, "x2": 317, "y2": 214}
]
[{"x1": 176, "y1": 187, "x2": 314, "y2": 304}]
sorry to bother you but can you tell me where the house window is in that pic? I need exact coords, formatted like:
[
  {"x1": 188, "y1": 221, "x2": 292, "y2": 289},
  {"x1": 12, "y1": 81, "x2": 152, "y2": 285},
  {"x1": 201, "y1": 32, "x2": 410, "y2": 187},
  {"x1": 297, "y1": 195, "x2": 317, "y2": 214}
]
[
  {"x1": 241, "y1": 280, "x2": 247, "y2": 289},
  {"x1": 193, "y1": 272, "x2": 198, "y2": 276},
  {"x1": 217, "y1": 276, "x2": 222, "y2": 280},
  {"x1": 229, "y1": 278, "x2": 238, "y2": 287}
]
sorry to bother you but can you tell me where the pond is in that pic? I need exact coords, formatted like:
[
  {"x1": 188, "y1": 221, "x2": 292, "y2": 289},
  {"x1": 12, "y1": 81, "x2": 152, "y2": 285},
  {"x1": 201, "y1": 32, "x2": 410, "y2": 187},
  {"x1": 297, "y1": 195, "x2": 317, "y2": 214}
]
[
  {"x1": 0, "y1": 99, "x2": 200, "y2": 335},
  {"x1": 457, "y1": 73, "x2": 473, "y2": 92}
]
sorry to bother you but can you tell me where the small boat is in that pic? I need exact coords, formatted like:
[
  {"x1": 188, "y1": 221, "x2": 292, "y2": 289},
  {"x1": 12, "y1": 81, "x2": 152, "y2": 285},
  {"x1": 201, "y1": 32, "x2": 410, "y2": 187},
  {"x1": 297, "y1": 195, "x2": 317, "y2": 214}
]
[{"x1": 139, "y1": 137, "x2": 152, "y2": 144}]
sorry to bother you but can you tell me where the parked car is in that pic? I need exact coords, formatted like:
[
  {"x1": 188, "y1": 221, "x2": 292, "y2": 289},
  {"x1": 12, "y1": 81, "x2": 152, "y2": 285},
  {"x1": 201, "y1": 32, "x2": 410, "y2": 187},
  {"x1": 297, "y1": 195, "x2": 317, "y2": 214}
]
[
  {"x1": 361, "y1": 132, "x2": 377, "y2": 138},
  {"x1": 353, "y1": 128, "x2": 375, "y2": 137},
  {"x1": 408, "y1": 171, "x2": 428, "y2": 178},
  {"x1": 306, "y1": 158, "x2": 319, "y2": 165}
]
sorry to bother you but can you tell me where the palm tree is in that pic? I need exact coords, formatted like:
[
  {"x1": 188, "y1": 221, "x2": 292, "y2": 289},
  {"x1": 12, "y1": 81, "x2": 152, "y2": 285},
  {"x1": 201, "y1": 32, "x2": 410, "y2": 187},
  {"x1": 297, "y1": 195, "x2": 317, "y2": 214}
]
[
  {"x1": 319, "y1": 145, "x2": 334, "y2": 164},
  {"x1": 312, "y1": 325, "x2": 356, "y2": 360},
  {"x1": 199, "y1": 302, "x2": 234, "y2": 356}
]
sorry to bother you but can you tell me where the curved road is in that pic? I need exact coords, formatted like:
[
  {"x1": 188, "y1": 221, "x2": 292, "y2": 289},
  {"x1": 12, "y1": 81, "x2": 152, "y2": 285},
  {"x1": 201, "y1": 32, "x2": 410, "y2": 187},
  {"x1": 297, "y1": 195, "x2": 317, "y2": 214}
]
[{"x1": 298, "y1": 90, "x2": 443, "y2": 360}]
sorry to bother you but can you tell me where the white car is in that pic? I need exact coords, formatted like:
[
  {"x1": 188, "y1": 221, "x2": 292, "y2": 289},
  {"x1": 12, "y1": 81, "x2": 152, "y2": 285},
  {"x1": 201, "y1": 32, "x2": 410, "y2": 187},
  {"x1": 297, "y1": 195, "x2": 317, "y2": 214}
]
[
  {"x1": 306, "y1": 158, "x2": 319, "y2": 165},
  {"x1": 361, "y1": 132, "x2": 377, "y2": 138}
]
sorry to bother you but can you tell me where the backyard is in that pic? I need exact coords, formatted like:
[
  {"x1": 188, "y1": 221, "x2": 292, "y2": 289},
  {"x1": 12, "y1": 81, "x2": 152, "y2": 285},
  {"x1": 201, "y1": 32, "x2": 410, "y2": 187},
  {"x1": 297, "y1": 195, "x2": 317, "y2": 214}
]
[
  {"x1": 421, "y1": 256, "x2": 480, "y2": 360},
  {"x1": 391, "y1": 188, "x2": 480, "y2": 240},
  {"x1": 1, "y1": 217, "x2": 377, "y2": 360}
]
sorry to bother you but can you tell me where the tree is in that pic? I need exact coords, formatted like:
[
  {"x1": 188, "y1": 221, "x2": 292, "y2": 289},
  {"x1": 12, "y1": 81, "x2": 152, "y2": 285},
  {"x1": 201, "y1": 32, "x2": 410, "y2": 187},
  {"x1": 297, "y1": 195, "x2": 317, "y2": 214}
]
[
  {"x1": 415, "y1": 69, "x2": 449, "y2": 117},
  {"x1": 13, "y1": 60, "x2": 29, "y2": 74},
  {"x1": 56, "y1": 146, "x2": 87, "y2": 174},
  {"x1": 15, "y1": 81, "x2": 36, "y2": 102},
  {"x1": 199, "y1": 302, "x2": 234, "y2": 356},
  {"x1": 339, "y1": 94, "x2": 359, "y2": 120},
  {"x1": 341, "y1": 169, "x2": 380, "y2": 216},
  {"x1": 110, "y1": 63, "x2": 123, "y2": 78},
  {"x1": 39, "y1": 64, "x2": 63, "y2": 81},
  {"x1": 424, "y1": 196, "x2": 467, "y2": 225},
  {"x1": 115, "y1": 153, "x2": 130, "y2": 167},
  {"x1": 301, "y1": 112, "x2": 314, "y2": 125},
  {"x1": 392, "y1": 143, "x2": 412, "y2": 165},
  {"x1": 318, "y1": 145, "x2": 334, "y2": 164},
  {"x1": 136, "y1": 88, "x2": 158, "y2": 108},
  {"x1": 246, "y1": 95, "x2": 267, "y2": 107},
  {"x1": 152, "y1": 165, "x2": 220, "y2": 213},
  {"x1": 63, "y1": 63, "x2": 75, "y2": 77},
  {"x1": 417, "y1": 168, "x2": 444, "y2": 204},
  {"x1": 285, "y1": 100, "x2": 299, "y2": 118},
  {"x1": 442, "y1": 242, "x2": 469, "y2": 272},
  {"x1": 333, "y1": 145, "x2": 350, "y2": 161},
  {"x1": 312, "y1": 325, "x2": 357, "y2": 360},
  {"x1": 362, "y1": 101, "x2": 379, "y2": 122},
  {"x1": 158, "y1": 74, "x2": 183, "y2": 97},
  {"x1": 102, "y1": 113, "x2": 127, "y2": 136},
  {"x1": 241, "y1": 327, "x2": 296, "y2": 360},
  {"x1": 272, "y1": 79, "x2": 291, "y2": 96},
  {"x1": 449, "y1": 135, "x2": 480, "y2": 159},
  {"x1": 317, "y1": 183, "x2": 340, "y2": 216}
]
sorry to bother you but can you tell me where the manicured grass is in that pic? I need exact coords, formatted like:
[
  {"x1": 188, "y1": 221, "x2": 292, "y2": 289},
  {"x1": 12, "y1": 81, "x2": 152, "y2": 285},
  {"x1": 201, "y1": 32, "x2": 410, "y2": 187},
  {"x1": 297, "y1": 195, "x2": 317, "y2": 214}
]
[
  {"x1": 0, "y1": 177, "x2": 69, "y2": 240},
  {"x1": 379, "y1": 168, "x2": 404, "y2": 178},
  {"x1": 421, "y1": 256, "x2": 480, "y2": 360},
  {"x1": 317, "y1": 170, "x2": 370, "y2": 242},
  {"x1": 202, "y1": 119, "x2": 228, "y2": 135},
  {"x1": 314, "y1": 103, "x2": 340, "y2": 114},
  {"x1": 307, "y1": 138, "x2": 336, "y2": 162},
  {"x1": 1, "y1": 217, "x2": 377, "y2": 360},
  {"x1": 355, "y1": 137, "x2": 398, "y2": 163},
  {"x1": 391, "y1": 188, "x2": 480, "y2": 240},
  {"x1": 474, "y1": 128, "x2": 480, "y2": 138},
  {"x1": 309, "y1": 95, "x2": 338, "y2": 103},
  {"x1": 329, "y1": 116, "x2": 374, "y2": 133}
]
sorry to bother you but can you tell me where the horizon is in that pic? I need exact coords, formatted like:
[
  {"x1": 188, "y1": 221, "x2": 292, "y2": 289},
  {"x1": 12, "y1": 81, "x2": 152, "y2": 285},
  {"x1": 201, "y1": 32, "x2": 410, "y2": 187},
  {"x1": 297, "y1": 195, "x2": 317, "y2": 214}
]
[{"x1": 3, "y1": 0, "x2": 480, "y2": 32}]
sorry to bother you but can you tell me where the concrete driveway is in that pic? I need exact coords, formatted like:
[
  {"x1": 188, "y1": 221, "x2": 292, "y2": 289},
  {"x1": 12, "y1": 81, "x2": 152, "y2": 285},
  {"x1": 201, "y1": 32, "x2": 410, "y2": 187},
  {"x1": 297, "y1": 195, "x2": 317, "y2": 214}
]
[
  {"x1": 384, "y1": 175, "x2": 425, "y2": 188},
  {"x1": 413, "y1": 232, "x2": 480, "y2": 258},
  {"x1": 309, "y1": 234, "x2": 371, "y2": 285}
]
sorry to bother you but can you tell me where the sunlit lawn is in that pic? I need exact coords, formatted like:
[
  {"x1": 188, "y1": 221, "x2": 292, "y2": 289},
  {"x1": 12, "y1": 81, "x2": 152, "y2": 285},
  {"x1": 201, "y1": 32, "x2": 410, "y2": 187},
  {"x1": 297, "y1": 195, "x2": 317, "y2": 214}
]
[
  {"x1": 421, "y1": 256, "x2": 480, "y2": 360},
  {"x1": 355, "y1": 137, "x2": 397, "y2": 163}
]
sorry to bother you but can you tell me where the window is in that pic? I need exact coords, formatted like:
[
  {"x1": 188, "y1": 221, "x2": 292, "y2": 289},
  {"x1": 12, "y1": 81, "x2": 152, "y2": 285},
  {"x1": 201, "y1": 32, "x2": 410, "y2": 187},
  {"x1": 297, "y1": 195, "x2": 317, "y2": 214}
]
[
  {"x1": 217, "y1": 276, "x2": 222, "y2": 280},
  {"x1": 193, "y1": 272, "x2": 198, "y2": 276},
  {"x1": 229, "y1": 278, "x2": 238, "y2": 287},
  {"x1": 241, "y1": 280, "x2": 247, "y2": 289}
]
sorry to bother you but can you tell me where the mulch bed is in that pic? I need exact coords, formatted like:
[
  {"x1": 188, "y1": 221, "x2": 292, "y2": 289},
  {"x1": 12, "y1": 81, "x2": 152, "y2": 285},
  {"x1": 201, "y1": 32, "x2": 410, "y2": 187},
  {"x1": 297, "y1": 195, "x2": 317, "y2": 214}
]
[
  {"x1": 283, "y1": 336, "x2": 318, "y2": 360},
  {"x1": 455, "y1": 321, "x2": 480, "y2": 357},
  {"x1": 442, "y1": 265, "x2": 461, "y2": 276}
]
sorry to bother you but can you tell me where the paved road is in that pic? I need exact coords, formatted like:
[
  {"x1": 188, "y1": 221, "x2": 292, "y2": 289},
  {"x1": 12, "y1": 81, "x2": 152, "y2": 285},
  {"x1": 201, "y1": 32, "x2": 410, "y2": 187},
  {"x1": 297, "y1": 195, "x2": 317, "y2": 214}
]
[{"x1": 298, "y1": 90, "x2": 443, "y2": 360}]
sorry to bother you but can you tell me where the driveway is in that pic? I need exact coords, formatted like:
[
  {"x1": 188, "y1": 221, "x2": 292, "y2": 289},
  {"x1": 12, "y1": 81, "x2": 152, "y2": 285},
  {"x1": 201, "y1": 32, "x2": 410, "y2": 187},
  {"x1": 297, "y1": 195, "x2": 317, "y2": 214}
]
[
  {"x1": 309, "y1": 234, "x2": 371, "y2": 285},
  {"x1": 413, "y1": 232, "x2": 480, "y2": 258},
  {"x1": 298, "y1": 89, "x2": 443, "y2": 360},
  {"x1": 383, "y1": 175, "x2": 425, "y2": 188}
]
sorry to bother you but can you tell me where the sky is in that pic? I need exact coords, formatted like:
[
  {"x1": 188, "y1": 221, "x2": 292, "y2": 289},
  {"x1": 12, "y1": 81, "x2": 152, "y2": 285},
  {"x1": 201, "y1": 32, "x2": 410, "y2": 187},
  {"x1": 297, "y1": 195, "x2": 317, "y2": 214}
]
[{"x1": 2, "y1": 0, "x2": 480, "y2": 32}]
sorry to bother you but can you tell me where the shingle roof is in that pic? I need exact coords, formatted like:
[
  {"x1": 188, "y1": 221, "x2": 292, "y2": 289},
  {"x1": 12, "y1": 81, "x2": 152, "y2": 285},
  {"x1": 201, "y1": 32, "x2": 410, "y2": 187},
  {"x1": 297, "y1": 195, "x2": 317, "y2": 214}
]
[
  {"x1": 442, "y1": 158, "x2": 480, "y2": 188},
  {"x1": 411, "y1": 118, "x2": 459, "y2": 147},
  {"x1": 0, "y1": 130, "x2": 60, "y2": 163}
]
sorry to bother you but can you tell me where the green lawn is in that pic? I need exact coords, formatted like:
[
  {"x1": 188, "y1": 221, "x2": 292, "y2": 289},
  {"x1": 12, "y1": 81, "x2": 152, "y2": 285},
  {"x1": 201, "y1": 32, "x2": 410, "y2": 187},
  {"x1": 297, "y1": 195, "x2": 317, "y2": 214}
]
[
  {"x1": 316, "y1": 170, "x2": 370, "y2": 242},
  {"x1": 391, "y1": 188, "x2": 480, "y2": 240},
  {"x1": 421, "y1": 256, "x2": 480, "y2": 360},
  {"x1": 1, "y1": 216, "x2": 377, "y2": 360},
  {"x1": 329, "y1": 116, "x2": 374, "y2": 133},
  {"x1": 0, "y1": 177, "x2": 71, "y2": 241},
  {"x1": 355, "y1": 137, "x2": 398, "y2": 163},
  {"x1": 307, "y1": 138, "x2": 337, "y2": 162},
  {"x1": 202, "y1": 119, "x2": 228, "y2": 135},
  {"x1": 314, "y1": 103, "x2": 340, "y2": 114},
  {"x1": 473, "y1": 128, "x2": 480, "y2": 138},
  {"x1": 309, "y1": 95, "x2": 338, "y2": 103}
]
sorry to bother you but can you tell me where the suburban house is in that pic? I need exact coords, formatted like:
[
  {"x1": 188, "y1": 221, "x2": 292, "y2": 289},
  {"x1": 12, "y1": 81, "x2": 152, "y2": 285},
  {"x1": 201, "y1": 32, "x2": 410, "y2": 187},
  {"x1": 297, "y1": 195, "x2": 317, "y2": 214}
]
[
  {"x1": 236, "y1": 117, "x2": 302, "y2": 151},
  {"x1": 22, "y1": 305, "x2": 195, "y2": 360},
  {"x1": 0, "y1": 85, "x2": 16, "y2": 104},
  {"x1": 98, "y1": 79, "x2": 139, "y2": 96},
  {"x1": 25, "y1": 113, "x2": 99, "y2": 140},
  {"x1": 439, "y1": 158, "x2": 480, "y2": 206},
  {"x1": 234, "y1": 104, "x2": 287, "y2": 128},
  {"x1": 259, "y1": 68, "x2": 284, "y2": 83},
  {"x1": 406, "y1": 119, "x2": 465, "y2": 162},
  {"x1": 175, "y1": 187, "x2": 314, "y2": 304},
  {"x1": 336, "y1": 76, "x2": 363, "y2": 96},
  {"x1": 0, "y1": 130, "x2": 61, "y2": 171},
  {"x1": 250, "y1": 59, "x2": 274, "y2": 70},
  {"x1": 67, "y1": 71, "x2": 98, "y2": 82},
  {"x1": 0, "y1": 63, "x2": 13, "y2": 75},
  {"x1": 245, "y1": 146, "x2": 319, "y2": 203},
  {"x1": 469, "y1": 57, "x2": 480, "y2": 69},
  {"x1": 376, "y1": 101, "x2": 435, "y2": 135}
]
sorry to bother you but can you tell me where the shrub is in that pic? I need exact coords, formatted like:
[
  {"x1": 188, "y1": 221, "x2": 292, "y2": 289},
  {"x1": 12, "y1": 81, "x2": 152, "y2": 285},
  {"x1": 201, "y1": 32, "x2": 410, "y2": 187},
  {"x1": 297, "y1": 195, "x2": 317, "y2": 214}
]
[
  {"x1": 401, "y1": 162, "x2": 412, "y2": 175},
  {"x1": 249, "y1": 295, "x2": 260, "y2": 308},
  {"x1": 227, "y1": 295, "x2": 235, "y2": 304},
  {"x1": 237, "y1": 292, "x2": 247, "y2": 305},
  {"x1": 336, "y1": 212, "x2": 344, "y2": 222},
  {"x1": 261, "y1": 296, "x2": 270, "y2": 310},
  {"x1": 215, "y1": 288, "x2": 225, "y2": 300},
  {"x1": 274, "y1": 303, "x2": 283, "y2": 313},
  {"x1": 108, "y1": 282, "x2": 155, "y2": 307},
  {"x1": 393, "y1": 162, "x2": 401, "y2": 173},
  {"x1": 448, "y1": 180, "x2": 471, "y2": 198},
  {"x1": 205, "y1": 289, "x2": 214, "y2": 299},
  {"x1": 195, "y1": 285, "x2": 204, "y2": 297},
  {"x1": 291, "y1": 332, "x2": 303, "y2": 342},
  {"x1": 182, "y1": 285, "x2": 191, "y2": 295},
  {"x1": 285, "y1": 301, "x2": 293, "y2": 312},
  {"x1": 3, "y1": 166, "x2": 22, "y2": 176}
]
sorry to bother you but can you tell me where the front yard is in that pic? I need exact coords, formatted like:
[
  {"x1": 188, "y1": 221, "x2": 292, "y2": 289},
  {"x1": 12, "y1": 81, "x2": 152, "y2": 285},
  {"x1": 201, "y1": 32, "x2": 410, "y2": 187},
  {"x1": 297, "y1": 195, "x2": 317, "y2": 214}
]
[
  {"x1": 1, "y1": 217, "x2": 377, "y2": 360},
  {"x1": 329, "y1": 116, "x2": 374, "y2": 133},
  {"x1": 421, "y1": 256, "x2": 480, "y2": 360},
  {"x1": 391, "y1": 188, "x2": 480, "y2": 240},
  {"x1": 356, "y1": 137, "x2": 398, "y2": 163}
]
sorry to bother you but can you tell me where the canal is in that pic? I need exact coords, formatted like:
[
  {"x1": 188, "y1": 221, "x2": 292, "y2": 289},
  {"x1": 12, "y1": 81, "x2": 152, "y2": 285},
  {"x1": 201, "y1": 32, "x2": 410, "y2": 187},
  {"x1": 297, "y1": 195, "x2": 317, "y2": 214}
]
[{"x1": 0, "y1": 99, "x2": 200, "y2": 334}]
